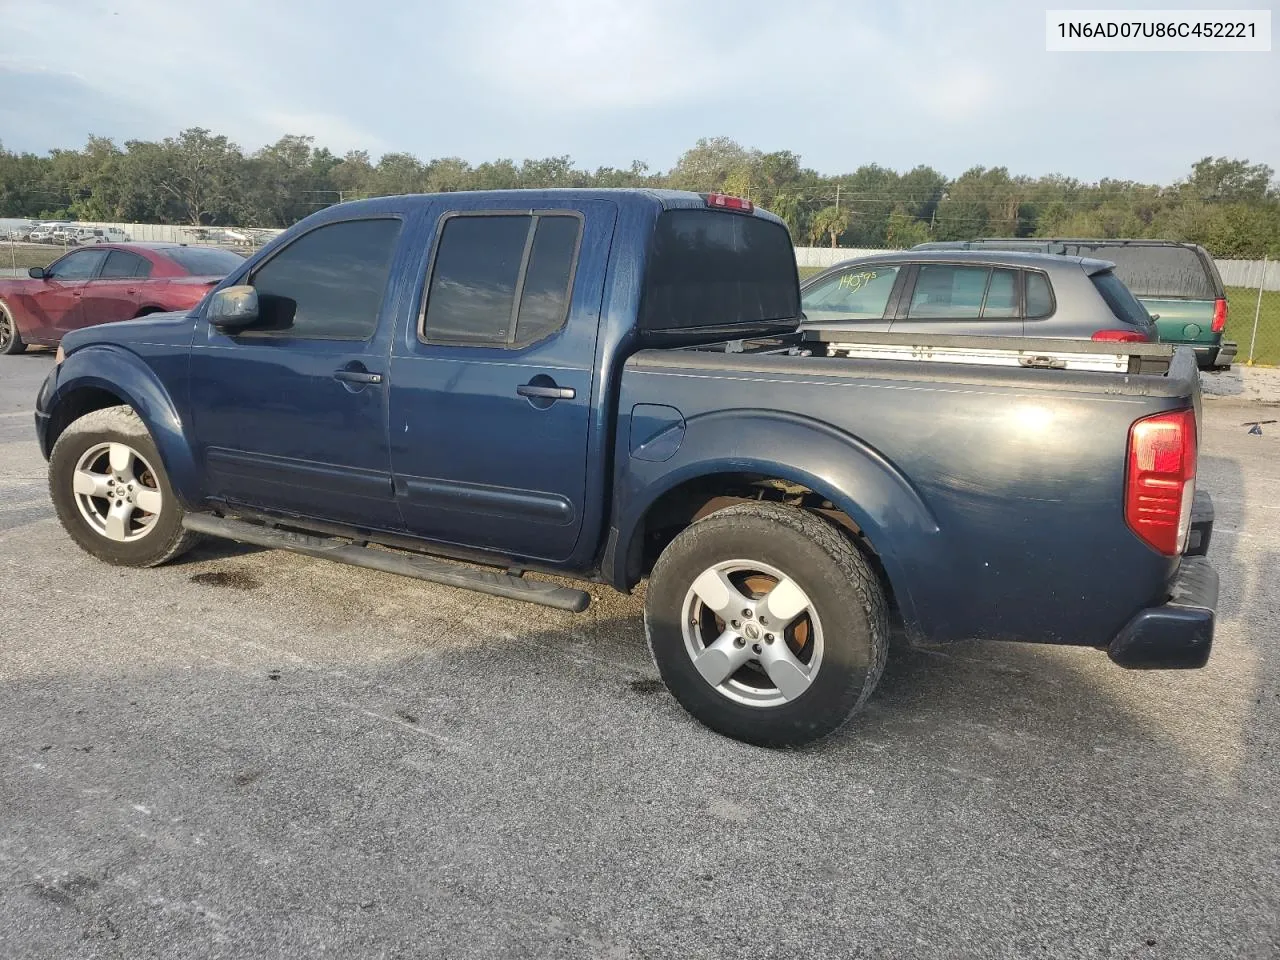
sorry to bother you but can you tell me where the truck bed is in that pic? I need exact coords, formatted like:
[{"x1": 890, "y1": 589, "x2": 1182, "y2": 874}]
[{"x1": 617, "y1": 336, "x2": 1201, "y2": 650}]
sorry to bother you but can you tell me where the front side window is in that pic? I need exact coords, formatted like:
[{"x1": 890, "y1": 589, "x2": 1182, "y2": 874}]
[
  {"x1": 421, "y1": 213, "x2": 582, "y2": 347},
  {"x1": 247, "y1": 218, "x2": 401, "y2": 340},
  {"x1": 49, "y1": 249, "x2": 107, "y2": 280},
  {"x1": 802, "y1": 265, "x2": 900, "y2": 321},
  {"x1": 907, "y1": 265, "x2": 1021, "y2": 320}
]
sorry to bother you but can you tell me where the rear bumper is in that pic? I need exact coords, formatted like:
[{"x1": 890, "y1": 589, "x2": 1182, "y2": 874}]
[
  {"x1": 1108, "y1": 556, "x2": 1218, "y2": 669},
  {"x1": 1193, "y1": 340, "x2": 1235, "y2": 368},
  {"x1": 1186, "y1": 488, "x2": 1214, "y2": 557}
]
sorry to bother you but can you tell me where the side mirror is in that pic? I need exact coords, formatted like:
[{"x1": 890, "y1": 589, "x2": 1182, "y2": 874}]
[
  {"x1": 207, "y1": 285, "x2": 260, "y2": 331},
  {"x1": 28, "y1": 266, "x2": 46, "y2": 280}
]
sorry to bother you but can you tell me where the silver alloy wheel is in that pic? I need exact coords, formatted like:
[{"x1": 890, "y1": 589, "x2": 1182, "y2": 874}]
[
  {"x1": 680, "y1": 559, "x2": 825, "y2": 707},
  {"x1": 0, "y1": 305, "x2": 12, "y2": 350},
  {"x1": 72, "y1": 441, "x2": 164, "y2": 542}
]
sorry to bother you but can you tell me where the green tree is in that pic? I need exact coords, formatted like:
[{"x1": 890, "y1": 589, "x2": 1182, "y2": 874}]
[{"x1": 810, "y1": 205, "x2": 850, "y2": 247}]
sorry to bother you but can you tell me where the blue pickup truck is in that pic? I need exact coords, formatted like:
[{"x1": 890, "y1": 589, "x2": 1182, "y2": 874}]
[{"x1": 34, "y1": 189, "x2": 1218, "y2": 747}]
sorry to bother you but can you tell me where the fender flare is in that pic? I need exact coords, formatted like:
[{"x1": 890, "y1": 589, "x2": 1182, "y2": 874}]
[
  {"x1": 47, "y1": 345, "x2": 202, "y2": 505},
  {"x1": 611, "y1": 408, "x2": 943, "y2": 635}
]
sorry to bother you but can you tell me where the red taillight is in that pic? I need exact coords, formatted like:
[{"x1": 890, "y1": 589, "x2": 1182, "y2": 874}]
[
  {"x1": 706, "y1": 193, "x2": 754, "y2": 213},
  {"x1": 1212, "y1": 298, "x2": 1227, "y2": 334},
  {"x1": 1092, "y1": 329, "x2": 1150, "y2": 343},
  {"x1": 1125, "y1": 409, "x2": 1197, "y2": 556}
]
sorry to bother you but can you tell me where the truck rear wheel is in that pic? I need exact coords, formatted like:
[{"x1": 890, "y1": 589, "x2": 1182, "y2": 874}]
[
  {"x1": 644, "y1": 502, "x2": 888, "y2": 748},
  {"x1": 49, "y1": 406, "x2": 200, "y2": 567}
]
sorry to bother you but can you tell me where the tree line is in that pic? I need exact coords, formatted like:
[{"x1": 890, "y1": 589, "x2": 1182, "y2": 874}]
[{"x1": 1, "y1": 129, "x2": 1277, "y2": 257}]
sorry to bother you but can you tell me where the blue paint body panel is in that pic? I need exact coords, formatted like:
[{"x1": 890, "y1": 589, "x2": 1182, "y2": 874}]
[{"x1": 34, "y1": 188, "x2": 1207, "y2": 654}]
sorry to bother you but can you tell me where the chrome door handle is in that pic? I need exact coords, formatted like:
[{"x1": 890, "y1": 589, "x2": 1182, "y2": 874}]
[
  {"x1": 333, "y1": 369, "x2": 383, "y2": 385},
  {"x1": 517, "y1": 384, "x2": 575, "y2": 400}
]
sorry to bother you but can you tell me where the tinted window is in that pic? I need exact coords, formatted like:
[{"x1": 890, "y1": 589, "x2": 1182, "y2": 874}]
[
  {"x1": 982, "y1": 268, "x2": 1018, "y2": 318},
  {"x1": 515, "y1": 215, "x2": 581, "y2": 345},
  {"x1": 248, "y1": 218, "x2": 401, "y2": 340},
  {"x1": 49, "y1": 249, "x2": 107, "y2": 280},
  {"x1": 908, "y1": 265, "x2": 989, "y2": 318},
  {"x1": 639, "y1": 210, "x2": 799, "y2": 333},
  {"x1": 1091, "y1": 270, "x2": 1153, "y2": 327},
  {"x1": 164, "y1": 246, "x2": 246, "y2": 276},
  {"x1": 423, "y1": 215, "x2": 528, "y2": 344},
  {"x1": 1026, "y1": 271, "x2": 1054, "y2": 317},
  {"x1": 100, "y1": 250, "x2": 150, "y2": 278},
  {"x1": 802, "y1": 266, "x2": 900, "y2": 320},
  {"x1": 1068, "y1": 244, "x2": 1216, "y2": 299}
]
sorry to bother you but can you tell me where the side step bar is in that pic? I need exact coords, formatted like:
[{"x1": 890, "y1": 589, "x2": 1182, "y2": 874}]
[{"x1": 181, "y1": 513, "x2": 591, "y2": 613}]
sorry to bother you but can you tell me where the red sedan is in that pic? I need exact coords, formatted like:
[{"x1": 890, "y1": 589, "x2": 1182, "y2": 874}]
[{"x1": 0, "y1": 243, "x2": 245, "y2": 354}]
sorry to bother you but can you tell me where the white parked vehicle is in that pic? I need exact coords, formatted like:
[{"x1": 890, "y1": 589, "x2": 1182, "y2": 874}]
[
  {"x1": 28, "y1": 222, "x2": 71, "y2": 243},
  {"x1": 67, "y1": 226, "x2": 130, "y2": 245}
]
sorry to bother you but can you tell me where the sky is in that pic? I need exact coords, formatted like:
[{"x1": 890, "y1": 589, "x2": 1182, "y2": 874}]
[{"x1": 0, "y1": 0, "x2": 1276, "y2": 184}]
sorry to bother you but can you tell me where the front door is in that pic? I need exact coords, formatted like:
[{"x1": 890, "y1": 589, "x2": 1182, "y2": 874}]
[
  {"x1": 188, "y1": 217, "x2": 406, "y2": 530},
  {"x1": 30, "y1": 248, "x2": 108, "y2": 340},
  {"x1": 800, "y1": 262, "x2": 902, "y2": 332},
  {"x1": 387, "y1": 200, "x2": 616, "y2": 563}
]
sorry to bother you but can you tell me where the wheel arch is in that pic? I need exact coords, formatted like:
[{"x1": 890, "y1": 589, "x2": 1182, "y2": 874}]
[
  {"x1": 45, "y1": 345, "x2": 201, "y2": 505},
  {"x1": 609, "y1": 409, "x2": 943, "y2": 640}
]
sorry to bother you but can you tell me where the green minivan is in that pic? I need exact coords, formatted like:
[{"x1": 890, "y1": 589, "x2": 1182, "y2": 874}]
[{"x1": 913, "y1": 239, "x2": 1235, "y2": 369}]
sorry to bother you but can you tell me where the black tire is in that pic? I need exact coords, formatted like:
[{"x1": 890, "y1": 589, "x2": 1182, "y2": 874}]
[
  {"x1": 645, "y1": 502, "x2": 888, "y2": 748},
  {"x1": 0, "y1": 301, "x2": 26, "y2": 355},
  {"x1": 49, "y1": 405, "x2": 200, "y2": 567}
]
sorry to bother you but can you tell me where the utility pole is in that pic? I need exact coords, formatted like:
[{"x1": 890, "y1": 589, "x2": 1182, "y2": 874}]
[{"x1": 835, "y1": 184, "x2": 840, "y2": 213}]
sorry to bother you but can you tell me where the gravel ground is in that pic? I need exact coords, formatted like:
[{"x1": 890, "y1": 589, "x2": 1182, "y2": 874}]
[{"x1": 1, "y1": 350, "x2": 1277, "y2": 959}]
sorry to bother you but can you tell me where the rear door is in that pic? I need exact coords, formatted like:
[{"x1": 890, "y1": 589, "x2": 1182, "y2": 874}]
[
  {"x1": 32, "y1": 249, "x2": 109, "y2": 340},
  {"x1": 80, "y1": 249, "x2": 152, "y2": 328},
  {"x1": 387, "y1": 200, "x2": 615, "y2": 562},
  {"x1": 800, "y1": 263, "x2": 902, "y2": 331},
  {"x1": 889, "y1": 262, "x2": 1025, "y2": 336}
]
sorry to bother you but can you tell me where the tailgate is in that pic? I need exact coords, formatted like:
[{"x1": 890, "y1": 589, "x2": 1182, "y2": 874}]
[{"x1": 1139, "y1": 297, "x2": 1218, "y2": 345}]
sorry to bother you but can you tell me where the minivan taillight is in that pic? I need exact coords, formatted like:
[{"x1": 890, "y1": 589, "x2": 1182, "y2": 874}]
[
  {"x1": 1093, "y1": 329, "x2": 1150, "y2": 343},
  {"x1": 1212, "y1": 298, "x2": 1227, "y2": 334},
  {"x1": 1125, "y1": 409, "x2": 1197, "y2": 556}
]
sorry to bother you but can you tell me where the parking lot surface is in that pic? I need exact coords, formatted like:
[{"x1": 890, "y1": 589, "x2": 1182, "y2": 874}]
[{"x1": 1, "y1": 350, "x2": 1277, "y2": 959}]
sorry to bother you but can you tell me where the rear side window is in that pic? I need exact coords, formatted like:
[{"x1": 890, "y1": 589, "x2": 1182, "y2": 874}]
[
  {"x1": 248, "y1": 218, "x2": 402, "y2": 340},
  {"x1": 421, "y1": 212, "x2": 583, "y2": 347},
  {"x1": 639, "y1": 210, "x2": 799, "y2": 334},
  {"x1": 907, "y1": 265, "x2": 1020, "y2": 319},
  {"x1": 1025, "y1": 271, "x2": 1054, "y2": 317},
  {"x1": 1091, "y1": 270, "x2": 1152, "y2": 327},
  {"x1": 1069, "y1": 244, "x2": 1217, "y2": 299},
  {"x1": 100, "y1": 250, "x2": 151, "y2": 278},
  {"x1": 802, "y1": 266, "x2": 900, "y2": 320}
]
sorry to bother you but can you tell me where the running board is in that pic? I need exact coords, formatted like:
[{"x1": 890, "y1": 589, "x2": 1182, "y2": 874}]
[{"x1": 181, "y1": 514, "x2": 591, "y2": 613}]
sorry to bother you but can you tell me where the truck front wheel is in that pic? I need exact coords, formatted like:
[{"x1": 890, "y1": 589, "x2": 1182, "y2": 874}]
[
  {"x1": 644, "y1": 502, "x2": 888, "y2": 748},
  {"x1": 48, "y1": 406, "x2": 200, "y2": 567}
]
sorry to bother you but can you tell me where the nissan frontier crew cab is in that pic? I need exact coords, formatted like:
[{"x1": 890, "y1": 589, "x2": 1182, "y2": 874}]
[{"x1": 34, "y1": 189, "x2": 1219, "y2": 747}]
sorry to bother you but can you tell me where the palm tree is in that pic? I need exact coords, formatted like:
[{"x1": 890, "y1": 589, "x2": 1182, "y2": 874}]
[{"x1": 809, "y1": 205, "x2": 850, "y2": 248}]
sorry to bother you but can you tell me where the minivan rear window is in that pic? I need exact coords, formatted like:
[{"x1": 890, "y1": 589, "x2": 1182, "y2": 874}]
[
  {"x1": 1091, "y1": 270, "x2": 1153, "y2": 327},
  {"x1": 1069, "y1": 244, "x2": 1217, "y2": 299},
  {"x1": 639, "y1": 210, "x2": 799, "y2": 334}
]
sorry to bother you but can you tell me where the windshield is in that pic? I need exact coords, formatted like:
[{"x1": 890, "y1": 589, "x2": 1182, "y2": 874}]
[
  {"x1": 163, "y1": 246, "x2": 246, "y2": 276},
  {"x1": 639, "y1": 209, "x2": 799, "y2": 334}
]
